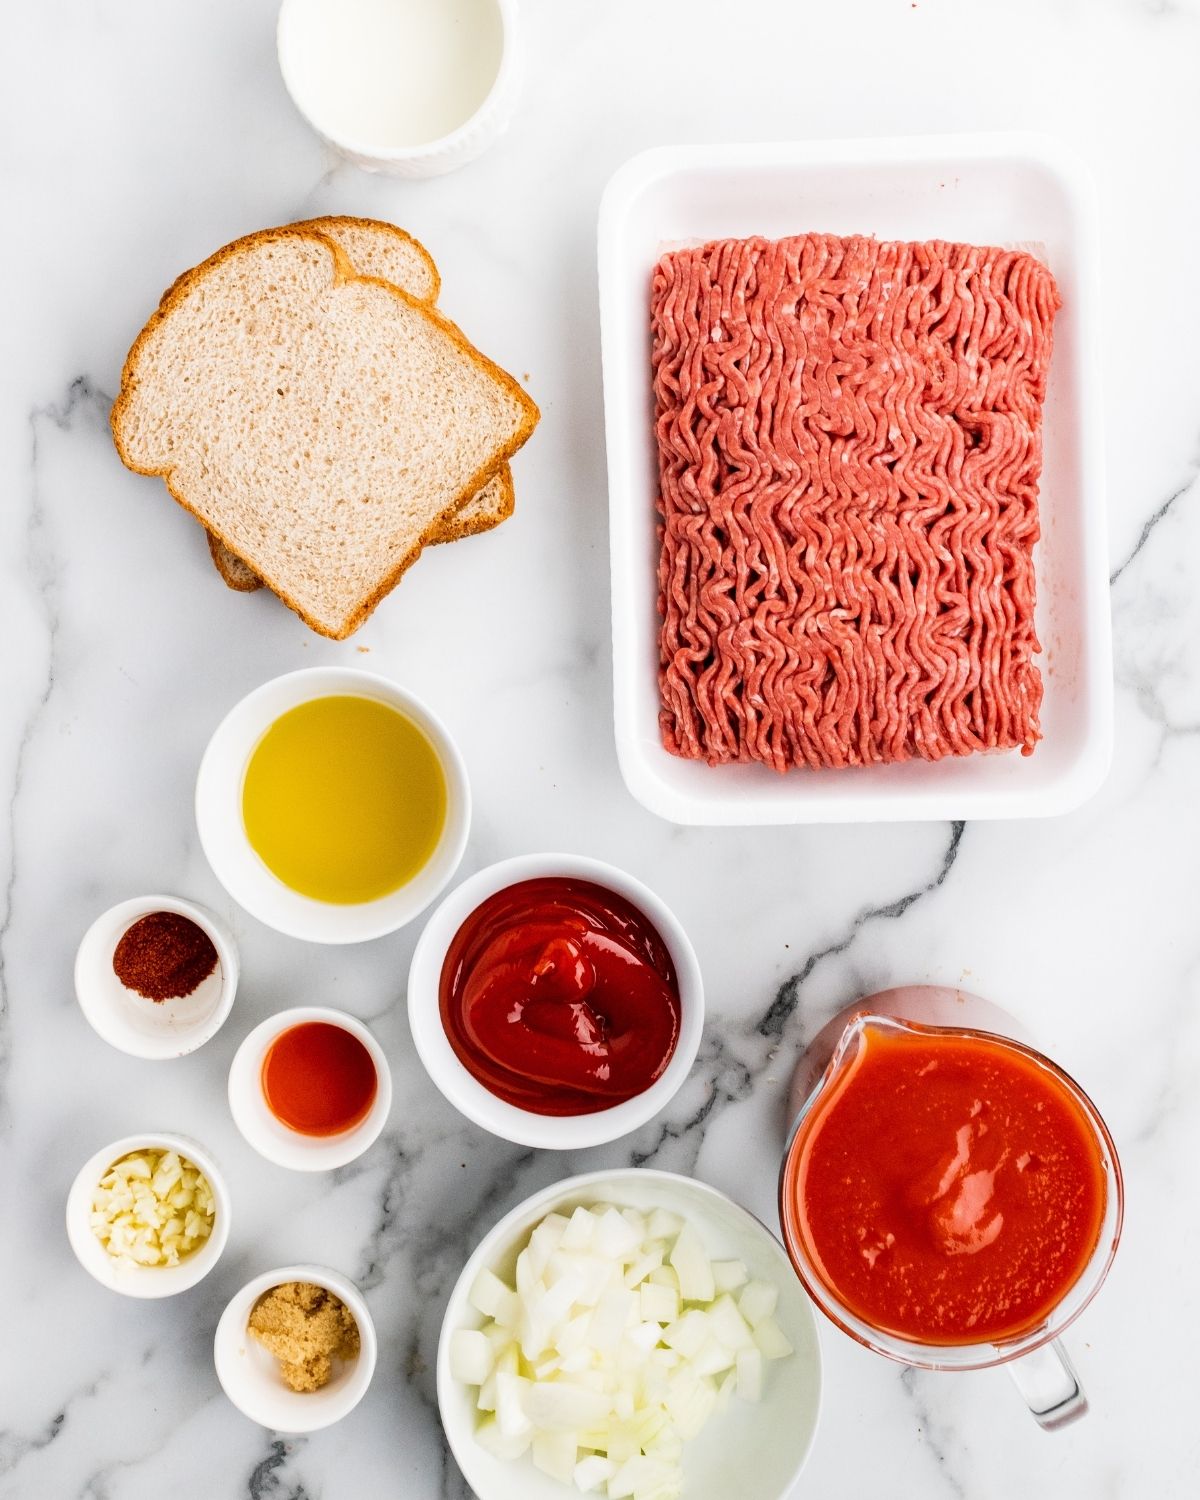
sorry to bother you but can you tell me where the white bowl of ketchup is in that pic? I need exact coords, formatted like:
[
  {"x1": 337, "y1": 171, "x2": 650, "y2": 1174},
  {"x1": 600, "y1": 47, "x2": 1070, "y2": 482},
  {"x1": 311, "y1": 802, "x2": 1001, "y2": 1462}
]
[{"x1": 407, "y1": 854, "x2": 704, "y2": 1149}]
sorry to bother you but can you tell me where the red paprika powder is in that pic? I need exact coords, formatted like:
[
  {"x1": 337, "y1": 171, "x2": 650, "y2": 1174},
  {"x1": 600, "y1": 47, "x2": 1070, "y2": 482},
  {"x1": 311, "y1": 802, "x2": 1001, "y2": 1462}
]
[{"x1": 112, "y1": 911, "x2": 218, "y2": 1001}]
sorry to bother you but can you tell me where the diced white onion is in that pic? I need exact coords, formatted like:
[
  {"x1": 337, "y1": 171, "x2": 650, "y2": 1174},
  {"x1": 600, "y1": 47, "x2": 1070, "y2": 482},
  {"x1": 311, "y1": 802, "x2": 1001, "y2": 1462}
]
[
  {"x1": 574, "y1": 1455, "x2": 617, "y2": 1493},
  {"x1": 449, "y1": 1329, "x2": 493, "y2": 1386},
  {"x1": 667, "y1": 1224, "x2": 714, "y2": 1303},
  {"x1": 736, "y1": 1348, "x2": 764, "y2": 1403},
  {"x1": 752, "y1": 1317, "x2": 794, "y2": 1361},
  {"x1": 469, "y1": 1267, "x2": 511, "y2": 1319},
  {"x1": 452, "y1": 1203, "x2": 792, "y2": 1496},
  {"x1": 737, "y1": 1279, "x2": 778, "y2": 1328},
  {"x1": 534, "y1": 1430, "x2": 579, "y2": 1483},
  {"x1": 710, "y1": 1259, "x2": 748, "y2": 1294}
]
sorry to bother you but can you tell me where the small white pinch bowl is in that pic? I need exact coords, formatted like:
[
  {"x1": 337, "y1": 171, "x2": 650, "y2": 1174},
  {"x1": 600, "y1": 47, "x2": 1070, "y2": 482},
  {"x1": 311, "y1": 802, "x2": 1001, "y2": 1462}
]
[
  {"x1": 196, "y1": 667, "x2": 470, "y2": 944},
  {"x1": 277, "y1": 0, "x2": 522, "y2": 178},
  {"x1": 74, "y1": 895, "x2": 238, "y2": 1059},
  {"x1": 407, "y1": 853, "x2": 704, "y2": 1150},
  {"x1": 438, "y1": 1168, "x2": 823, "y2": 1500},
  {"x1": 228, "y1": 1006, "x2": 392, "y2": 1171},
  {"x1": 66, "y1": 1131, "x2": 231, "y2": 1299},
  {"x1": 215, "y1": 1263, "x2": 377, "y2": 1432}
]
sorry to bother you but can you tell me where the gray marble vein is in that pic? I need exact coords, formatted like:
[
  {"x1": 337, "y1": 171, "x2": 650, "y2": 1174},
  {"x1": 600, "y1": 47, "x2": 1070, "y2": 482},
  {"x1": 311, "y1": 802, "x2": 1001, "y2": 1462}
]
[
  {"x1": 246, "y1": 1439, "x2": 311, "y2": 1500},
  {"x1": 1110, "y1": 461, "x2": 1198, "y2": 585},
  {"x1": 0, "y1": 377, "x2": 112, "y2": 1120},
  {"x1": 897, "y1": 1370, "x2": 969, "y2": 1500},
  {"x1": 628, "y1": 821, "x2": 966, "y2": 1175}
]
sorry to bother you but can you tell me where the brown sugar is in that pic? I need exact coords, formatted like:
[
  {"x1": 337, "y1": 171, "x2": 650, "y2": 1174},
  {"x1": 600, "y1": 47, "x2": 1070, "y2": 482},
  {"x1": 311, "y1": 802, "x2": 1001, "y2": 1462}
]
[{"x1": 248, "y1": 1281, "x2": 360, "y2": 1392}]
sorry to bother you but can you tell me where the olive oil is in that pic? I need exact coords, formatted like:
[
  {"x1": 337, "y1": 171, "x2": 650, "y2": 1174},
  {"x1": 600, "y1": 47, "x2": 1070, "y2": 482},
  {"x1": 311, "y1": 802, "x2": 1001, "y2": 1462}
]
[{"x1": 242, "y1": 695, "x2": 446, "y2": 904}]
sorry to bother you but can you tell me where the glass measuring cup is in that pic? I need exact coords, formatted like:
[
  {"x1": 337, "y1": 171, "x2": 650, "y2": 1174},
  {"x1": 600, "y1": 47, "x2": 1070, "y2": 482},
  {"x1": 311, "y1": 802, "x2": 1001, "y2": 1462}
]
[{"x1": 779, "y1": 987, "x2": 1123, "y2": 1430}]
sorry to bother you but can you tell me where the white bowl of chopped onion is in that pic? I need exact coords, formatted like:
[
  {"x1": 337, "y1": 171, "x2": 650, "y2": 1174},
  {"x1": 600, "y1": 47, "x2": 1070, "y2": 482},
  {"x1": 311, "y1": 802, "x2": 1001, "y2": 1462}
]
[
  {"x1": 65, "y1": 1132, "x2": 231, "y2": 1298},
  {"x1": 438, "y1": 1168, "x2": 822, "y2": 1500}
]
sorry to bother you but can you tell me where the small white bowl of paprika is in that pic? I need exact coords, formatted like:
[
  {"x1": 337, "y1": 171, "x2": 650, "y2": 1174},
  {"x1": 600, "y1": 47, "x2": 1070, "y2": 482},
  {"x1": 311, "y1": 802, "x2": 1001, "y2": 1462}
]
[{"x1": 74, "y1": 895, "x2": 239, "y2": 1060}]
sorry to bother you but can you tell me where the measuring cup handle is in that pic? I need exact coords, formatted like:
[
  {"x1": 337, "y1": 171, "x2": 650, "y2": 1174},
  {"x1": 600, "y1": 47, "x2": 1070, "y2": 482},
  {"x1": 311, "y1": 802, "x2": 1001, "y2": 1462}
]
[{"x1": 1004, "y1": 1339, "x2": 1089, "y2": 1430}]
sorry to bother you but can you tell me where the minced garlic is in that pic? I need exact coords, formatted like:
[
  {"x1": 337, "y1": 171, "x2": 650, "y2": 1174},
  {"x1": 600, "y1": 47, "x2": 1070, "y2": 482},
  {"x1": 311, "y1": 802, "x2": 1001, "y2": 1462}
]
[{"x1": 89, "y1": 1148, "x2": 215, "y2": 1267}]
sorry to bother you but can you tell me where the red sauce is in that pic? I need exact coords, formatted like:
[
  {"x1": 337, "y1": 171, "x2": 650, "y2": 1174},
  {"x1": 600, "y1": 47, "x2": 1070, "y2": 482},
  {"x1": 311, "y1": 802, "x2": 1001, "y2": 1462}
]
[
  {"x1": 438, "y1": 877, "x2": 682, "y2": 1116},
  {"x1": 262, "y1": 1021, "x2": 378, "y2": 1136},
  {"x1": 782, "y1": 1024, "x2": 1108, "y2": 1346}
]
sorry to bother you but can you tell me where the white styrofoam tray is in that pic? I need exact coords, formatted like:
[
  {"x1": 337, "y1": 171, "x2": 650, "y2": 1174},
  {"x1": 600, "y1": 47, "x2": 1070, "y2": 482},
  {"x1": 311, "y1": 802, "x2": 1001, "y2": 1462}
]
[{"x1": 598, "y1": 134, "x2": 1111, "y2": 825}]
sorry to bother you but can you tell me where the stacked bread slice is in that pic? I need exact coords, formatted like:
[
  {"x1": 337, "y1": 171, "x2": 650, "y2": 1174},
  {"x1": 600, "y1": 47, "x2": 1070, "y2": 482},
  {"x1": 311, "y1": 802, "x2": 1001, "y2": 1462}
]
[{"x1": 112, "y1": 218, "x2": 538, "y2": 638}]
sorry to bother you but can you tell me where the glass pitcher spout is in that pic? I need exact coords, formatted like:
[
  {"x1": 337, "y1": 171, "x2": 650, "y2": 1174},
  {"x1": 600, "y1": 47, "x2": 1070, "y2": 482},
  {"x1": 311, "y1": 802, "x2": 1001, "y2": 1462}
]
[{"x1": 786, "y1": 985, "x2": 1029, "y2": 1123}]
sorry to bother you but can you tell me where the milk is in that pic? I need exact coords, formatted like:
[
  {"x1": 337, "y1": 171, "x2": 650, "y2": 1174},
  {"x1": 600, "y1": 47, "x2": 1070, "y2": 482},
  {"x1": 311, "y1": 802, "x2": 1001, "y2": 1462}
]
[{"x1": 285, "y1": 0, "x2": 505, "y2": 149}]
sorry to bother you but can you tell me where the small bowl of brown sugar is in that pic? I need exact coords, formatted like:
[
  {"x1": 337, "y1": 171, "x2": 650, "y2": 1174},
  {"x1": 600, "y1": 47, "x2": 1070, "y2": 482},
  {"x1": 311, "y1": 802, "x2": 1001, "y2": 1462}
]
[
  {"x1": 75, "y1": 895, "x2": 238, "y2": 1059},
  {"x1": 214, "y1": 1265, "x2": 376, "y2": 1431}
]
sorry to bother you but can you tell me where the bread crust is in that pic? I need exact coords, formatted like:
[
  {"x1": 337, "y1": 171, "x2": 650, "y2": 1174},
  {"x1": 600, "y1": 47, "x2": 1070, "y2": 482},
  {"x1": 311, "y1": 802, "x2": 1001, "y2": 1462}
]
[
  {"x1": 437, "y1": 464, "x2": 516, "y2": 543},
  {"x1": 207, "y1": 529, "x2": 263, "y2": 591},
  {"x1": 112, "y1": 226, "x2": 539, "y2": 639},
  {"x1": 288, "y1": 214, "x2": 441, "y2": 304}
]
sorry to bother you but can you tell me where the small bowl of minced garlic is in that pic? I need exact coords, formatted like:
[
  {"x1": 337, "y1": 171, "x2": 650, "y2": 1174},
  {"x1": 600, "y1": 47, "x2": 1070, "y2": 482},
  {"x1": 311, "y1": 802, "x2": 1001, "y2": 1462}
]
[
  {"x1": 214, "y1": 1265, "x2": 377, "y2": 1431},
  {"x1": 65, "y1": 1132, "x2": 231, "y2": 1297}
]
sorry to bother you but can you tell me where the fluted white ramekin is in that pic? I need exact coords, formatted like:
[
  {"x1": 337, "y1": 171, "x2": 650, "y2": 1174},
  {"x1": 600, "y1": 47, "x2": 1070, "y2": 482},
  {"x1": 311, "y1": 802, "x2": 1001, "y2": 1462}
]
[{"x1": 277, "y1": 0, "x2": 521, "y2": 178}]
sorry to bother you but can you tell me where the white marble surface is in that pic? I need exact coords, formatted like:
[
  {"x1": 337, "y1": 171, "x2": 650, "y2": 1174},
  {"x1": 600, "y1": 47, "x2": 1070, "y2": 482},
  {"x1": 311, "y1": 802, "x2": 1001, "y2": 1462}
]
[{"x1": 2, "y1": 0, "x2": 1198, "y2": 1495}]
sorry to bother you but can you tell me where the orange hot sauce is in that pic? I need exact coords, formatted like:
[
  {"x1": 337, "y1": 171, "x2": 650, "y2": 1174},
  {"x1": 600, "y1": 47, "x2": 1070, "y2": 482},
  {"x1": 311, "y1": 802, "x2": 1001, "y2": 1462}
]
[
  {"x1": 783, "y1": 1025, "x2": 1108, "y2": 1346},
  {"x1": 262, "y1": 1022, "x2": 378, "y2": 1137}
]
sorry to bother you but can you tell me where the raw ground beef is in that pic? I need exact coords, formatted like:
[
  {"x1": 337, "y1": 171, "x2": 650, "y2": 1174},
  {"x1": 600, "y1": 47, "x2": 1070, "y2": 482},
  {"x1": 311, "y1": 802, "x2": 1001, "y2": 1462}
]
[{"x1": 651, "y1": 234, "x2": 1060, "y2": 772}]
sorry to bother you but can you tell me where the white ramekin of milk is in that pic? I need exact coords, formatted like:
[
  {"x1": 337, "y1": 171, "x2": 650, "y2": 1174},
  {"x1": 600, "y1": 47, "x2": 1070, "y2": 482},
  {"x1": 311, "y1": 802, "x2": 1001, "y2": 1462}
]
[{"x1": 277, "y1": 0, "x2": 521, "y2": 177}]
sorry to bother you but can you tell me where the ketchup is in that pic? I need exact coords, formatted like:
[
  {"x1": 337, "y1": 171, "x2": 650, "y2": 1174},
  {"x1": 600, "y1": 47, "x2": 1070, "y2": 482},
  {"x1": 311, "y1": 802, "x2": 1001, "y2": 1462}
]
[
  {"x1": 262, "y1": 1021, "x2": 378, "y2": 1136},
  {"x1": 782, "y1": 1024, "x2": 1108, "y2": 1346},
  {"x1": 439, "y1": 878, "x2": 682, "y2": 1116}
]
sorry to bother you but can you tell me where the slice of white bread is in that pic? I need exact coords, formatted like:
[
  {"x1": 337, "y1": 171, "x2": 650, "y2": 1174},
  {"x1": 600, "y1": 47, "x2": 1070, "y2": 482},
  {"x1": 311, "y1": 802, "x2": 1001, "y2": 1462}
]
[
  {"x1": 208, "y1": 465, "x2": 516, "y2": 591},
  {"x1": 205, "y1": 217, "x2": 514, "y2": 593},
  {"x1": 112, "y1": 228, "x2": 539, "y2": 638}
]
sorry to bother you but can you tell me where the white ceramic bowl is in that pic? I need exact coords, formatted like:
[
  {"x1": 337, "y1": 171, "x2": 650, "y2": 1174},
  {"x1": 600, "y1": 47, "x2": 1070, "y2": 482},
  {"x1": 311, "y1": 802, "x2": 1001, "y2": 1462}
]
[
  {"x1": 196, "y1": 667, "x2": 470, "y2": 944},
  {"x1": 74, "y1": 895, "x2": 238, "y2": 1059},
  {"x1": 277, "y1": 0, "x2": 522, "y2": 178},
  {"x1": 66, "y1": 1131, "x2": 231, "y2": 1298},
  {"x1": 438, "y1": 1168, "x2": 823, "y2": 1500},
  {"x1": 599, "y1": 133, "x2": 1111, "y2": 824},
  {"x1": 228, "y1": 1006, "x2": 393, "y2": 1171},
  {"x1": 215, "y1": 1263, "x2": 377, "y2": 1431},
  {"x1": 407, "y1": 853, "x2": 704, "y2": 1150}
]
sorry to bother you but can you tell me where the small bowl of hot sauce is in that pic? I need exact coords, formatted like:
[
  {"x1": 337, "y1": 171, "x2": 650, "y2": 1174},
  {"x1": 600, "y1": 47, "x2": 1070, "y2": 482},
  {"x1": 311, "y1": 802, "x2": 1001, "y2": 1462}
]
[
  {"x1": 408, "y1": 853, "x2": 704, "y2": 1150},
  {"x1": 228, "y1": 1006, "x2": 392, "y2": 1170}
]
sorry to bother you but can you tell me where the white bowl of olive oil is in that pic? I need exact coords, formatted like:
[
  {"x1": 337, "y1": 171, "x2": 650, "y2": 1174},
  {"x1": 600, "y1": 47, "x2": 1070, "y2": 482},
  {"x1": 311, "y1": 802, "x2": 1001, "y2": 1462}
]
[{"x1": 196, "y1": 668, "x2": 470, "y2": 943}]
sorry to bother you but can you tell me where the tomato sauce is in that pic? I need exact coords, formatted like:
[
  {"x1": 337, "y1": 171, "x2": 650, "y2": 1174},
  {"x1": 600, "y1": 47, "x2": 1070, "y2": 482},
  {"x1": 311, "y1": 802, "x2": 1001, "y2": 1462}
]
[
  {"x1": 782, "y1": 1024, "x2": 1107, "y2": 1346},
  {"x1": 262, "y1": 1021, "x2": 378, "y2": 1136},
  {"x1": 438, "y1": 878, "x2": 681, "y2": 1116}
]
